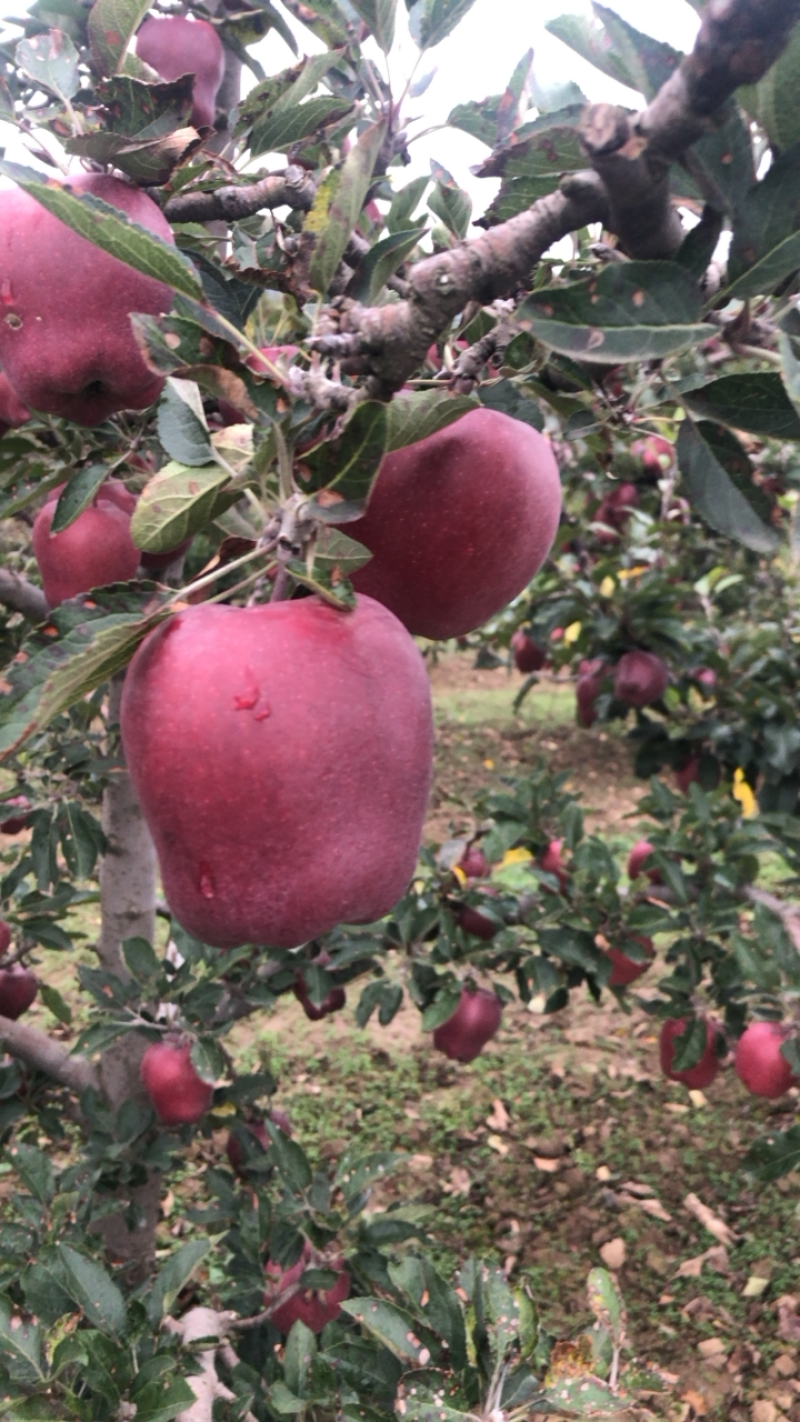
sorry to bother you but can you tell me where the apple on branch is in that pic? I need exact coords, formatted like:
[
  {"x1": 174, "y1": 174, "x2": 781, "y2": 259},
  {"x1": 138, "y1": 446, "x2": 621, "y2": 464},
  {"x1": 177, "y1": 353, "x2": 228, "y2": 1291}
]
[
  {"x1": 735, "y1": 1021, "x2": 798, "y2": 1099},
  {"x1": 33, "y1": 481, "x2": 141, "y2": 607},
  {"x1": 136, "y1": 15, "x2": 225, "y2": 131},
  {"x1": 659, "y1": 1017, "x2": 720, "y2": 1089},
  {"x1": 265, "y1": 1242, "x2": 350, "y2": 1335},
  {"x1": 433, "y1": 986, "x2": 502, "y2": 1062},
  {"x1": 140, "y1": 1039, "x2": 214, "y2": 1125}
]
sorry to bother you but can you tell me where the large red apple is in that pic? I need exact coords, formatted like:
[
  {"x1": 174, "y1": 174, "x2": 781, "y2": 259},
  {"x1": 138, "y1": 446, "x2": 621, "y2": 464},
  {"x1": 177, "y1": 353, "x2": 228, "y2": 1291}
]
[
  {"x1": 265, "y1": 1242, "x2": 350, "y2": 1334},
  {"x1": 0, "y1": 369, "x2": 30, "y2": 435},
  {"x1": 292, "y1": 976, "x2": 347, "y2": 1021},
  {"x1": 33, "y1": 484, "x2": 140, "y2": 607},
  {"x1": 121, "y1": 595, "x2": 433, "y2": 949},
  {"x1": 614, "y1": 650, "x2": 669, "y2": 708},
  {"x1": 575, "y1": 658, "x2": 606, "y2": 728},
  {"x1": 433, "y1": 986, "x2": 502, "y2": 1062},
  {"x1": 350, "y1": 409, "x2": 562, "y2": 639},
  {"x1": 735, "y1": 1021, "x2": 798, "y2": 1099},
  {"x1": 511, "y1": 630, "x2": 546, "y2": 674},
  {"x1": 0, "y1": 961, "x2": 38, "y2": 1020},
  {"x1": 659, "y1": 1017, "x2": 719, "y2": 1089},
  {"x1": 140, "y1": 1039, "x2": 214, "y2": 1124},
  {"x1": 605, "y1": 935, "x2": 654, "y2": 988},
  {"x1": 0, "y1": 173, "x2": 174, "y2": 425},
  {"x1": 136, "y1": 16, "x2": 225, "y2": 130},
  {"x1": 0, "y1": 797, "x2": 32, "y2": 834}
]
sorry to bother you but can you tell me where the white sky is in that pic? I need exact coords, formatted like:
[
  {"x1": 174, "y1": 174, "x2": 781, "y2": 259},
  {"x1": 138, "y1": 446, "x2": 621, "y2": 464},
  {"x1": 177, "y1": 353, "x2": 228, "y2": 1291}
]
[{"x1": 0, "y1": 0, "x2": 702, "y2": 220}]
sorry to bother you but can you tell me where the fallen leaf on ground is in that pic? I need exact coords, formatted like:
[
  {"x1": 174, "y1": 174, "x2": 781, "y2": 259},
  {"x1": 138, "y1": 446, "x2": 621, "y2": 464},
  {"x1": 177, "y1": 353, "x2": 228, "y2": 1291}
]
[
  {"x1": 683, "y1": 1192, "x2": 738, "y2": 1245},
  {"x1": 486, "y1": 1098, "x2": 510, "y2": 1132},
  {"x1": 676, "y1": 1246, "x2": 731, "y2": 1279},
  {"x1": 681, "y1": 1389, "x2": 708, "y2": 1416},
  {"x1": 600, "y1": 1237, "x2": 626, "y2": 1270},
  {"x1": 444, "y1": 1166, "x2": 471, "y2": 1196},
  {"x1": 533, "y1": 1155, "x2": 561, "y2": 1172},
  {"x1": 777, "y1": 1295, "x2": 800, "y2": 1342},
  {"x1": 488, "y1": 1133, "x2": 510, "y2": 1156},
  {"x1": 742, "y1": 1275, "x2": 770, "y2": 1298}
]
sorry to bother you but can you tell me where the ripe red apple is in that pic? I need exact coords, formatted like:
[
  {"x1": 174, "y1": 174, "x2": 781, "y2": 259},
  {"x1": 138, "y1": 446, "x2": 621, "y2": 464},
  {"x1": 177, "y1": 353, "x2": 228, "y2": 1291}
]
[
  {"x1": 293, "y1": 976, "x2": 347, "y2": 1021},
  {"x1": 674, "y1": 755, "x2": 700, "y2": 794},
  {"x1": 0, "y1": 173, "x2": 174, "y2": 425},
  {"x1": 0, "y1": 961, "x2": 37, "y2": 1020},
  {"x1": 605, "y1": 935, "x2": 654, "y2": 988},
  {"x1": 735, "y1": 1021, "x2": 798, "y2": 1099},
  {"x1": 458, "y1": 844, "x2": 490, "y2": 880},
  {"x1": 0, "y1": 796, "x2": 32, "y2": 834},
  {"x1": 0, "y1": 369, "x2": 30, "y2": 435},
  {"x1": 540, "y1": 838, "x2": 569, "y2": 891},
  {"x1": 627, "y1": 838, "x2": 661, "y2": 883},
  {"x1": 121, "y1": 595, "x2": 434, "y2": 949},
  {"x1": 265, "y1": 1243, "x2": 351, "y2": 1334},
  {"x1": 433, "y1": 986, "x2": 502, "y2": 1062},
  {"x1": 0, "y1": 922, "x2": 10, "y2": 956},
  {"x1": 33, "y1": 484, "x2": 140, "y2": 607},
  {"x1": 136, "y1": 16, "x2": 225, "y2": 130},
  {"x1": 350, "y1": 409, "x2": 562, "y2": 639},
  {"x1": 631, "y1": 435, "x2": 673, "y2": 472},
  {"x1": 140, "y1": 1039, "x2": 214, "y2": 1125},
  {"x1": 692, "y1": 667, "x2": 717, "y2": 691},
  {"x1": 659, "y1": 1017, "x2": 719, "y2": 1089},
  {"x1": 614, "y1": 650, "x2": 669, "y2": 708},
  {"x1": 456, "y1": 904, "x2": 500, "y2": 940},
  {"x1": 511, "y1": 630, "x2": 546, "y2": 674},
  {"x1": 226, "y1": 1109, "x2": 292, "y2": 1175},
  {"x1": 576, "y1": 657, "x2": 606, "y2": 728}
]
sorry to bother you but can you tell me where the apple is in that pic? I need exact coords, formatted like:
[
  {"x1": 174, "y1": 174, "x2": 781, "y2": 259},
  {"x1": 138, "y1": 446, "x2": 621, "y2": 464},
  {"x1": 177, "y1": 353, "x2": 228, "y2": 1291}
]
[
  {"x1": 540, "y1": 838, "x2": 569, "y2": 892},
  {"x1": 0, "y1": 922, "x2": 10, "y2": 956},
  {"x1": 627, "y1": 838, "x2": 661, "y2": 883},
  {"x1": 0, "y1": 369, "x2": 30, "y2": 435},
  {"x1": 136, "y1": 16, "x2": 225, "y2": 130},
  {"x1": 433, "y1": 986, "x2": 502, "y2": 1062},
  {"x1": 614, "y1": 650, "x2": 669, "y2": 708},
  {"x1": 605, "y1": 935, "x2": 654, "y2": 988},
  {"x1": 0, "y1": 796, "x2": 32, "y2": 834},
  {"x1": 630, "y1": 435, "x2": 673, "y2": 472},
  {"x1": 511, "y1": 630, "x2": 546, "y2": 674},
  {"x1": 659, "y1": 1017, "x2": 719, "y2": 1088},
  {"x1": 350, "y1": 409, "x2": 562, "y2": 639},
  {"x1": 265, "y1": 1242, "x2": 350, "y2": 1334},
  {"x1": 735, "y1": 1021, "x2": 798, "y2": 1099},
  {"x1": 0, "y1": 172, "x2": 174, "y2": 425},
  {"x1": 674, "y1": 755, "x2": 700, "y2": 794},
  {"x1": 692, "y1": 667, "x2": 717, "y2": 691},
  {"x1": 576, "y1": 657, "x2": 606, "y2": 728},
  {"x1": 293, "y1": 975, "x2": 347, "y2": 1021},
  {"x1": 226, "y1": 1108, "x2": 292, "y2": 1175},
  {"x1": 120, "y1": 595, "x2": 434, "y2": 949},
  {"x1": 456, "y1": 903, "x2": 501, "y2": 940},
  {"x1": 33, "y1": 484, "x2": 141, "y2": 607},
  {"x1": 140, "y1": 1039, "x2": 214, "y2": 1125},
  {"x1": 0, "y1": 961, "x2": 38, "y2": 1020},
  {"x1": 458, "y1": 844, "x2": 490, "y2": 880}
]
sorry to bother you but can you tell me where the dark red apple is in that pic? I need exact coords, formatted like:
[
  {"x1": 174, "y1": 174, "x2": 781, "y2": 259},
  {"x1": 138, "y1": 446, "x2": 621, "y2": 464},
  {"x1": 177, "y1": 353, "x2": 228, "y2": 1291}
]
[
  {"x1": 614, "y1": 650, "x2": 669, "y2": 708},
  {"x1": 659, "y1": 1017, "x2": 719, "y2": 1089},
  {"x1": 627, "y1": 838, "x2": 661, "y2": 883},
  {"x1": 0, "y1": 922, "x2": 10, "y2": 956},
  {"x1": 265, "y1": 1243, "x2": 350, "y2": 1334},
  {"x1": 540, "y1": 838, "x2": 569, "y2": 892},
  {"x1": 33, "y1": 486, "x2": 140, "y2": 607},
  {"x1": 120, "y1": 595, "x2": 434, "y2": 949},
  {"x1": 350, "y1": 409, "x2": 562, "y2": 639},
  {"x1": 0, "y1": 961, "x2": 37, "y2": 1020},
  {"x1": 0, "y1": 173, "x2": 174, "y2": 425},
  {"x1": 0, "y1": 796, "x2": 32, "y2": 834},
  {"x1": 511, "y1": 630, "x2": 546, "y2": 674},
  {"x1": 456, "y1": 904, "x2": 501, "y2": 940},
  {"x1": 458, "y1": 845, "x2": 490, "y2": 880},
  {"x1": 576, "y1": 657, "x2": 606, "y2": 728},
  {"x1": 630, "y1": 435, "x2": 673, "y2": 472},
  {"x1": 0, "y1": 369, "x2": 30, "y2": 435},
  {"x1": 735, "y1": 1021, "x2": 797, "y2": 1099},
  {"x1": 433, "y1": 986, "x2": 502, "y2": 1062},
  {"x1": 226, "y1": 1109, "x2": 292, "y2": 1174},
  {"x1": 292, "y1": 976, "x2": 347, "y2": 1021},
  {"x1": 136, "y1": 16, "x2": 225, "y2": 130},
  {"x1": 674, "y1": 756, "x2": 700, "y2": 794},
  {"x1": 605, "y1": 935, "x2": 654, "y2": 988},
  {"x1": 140, "y1": 1039, "x2": 214, "y2": 1125}
]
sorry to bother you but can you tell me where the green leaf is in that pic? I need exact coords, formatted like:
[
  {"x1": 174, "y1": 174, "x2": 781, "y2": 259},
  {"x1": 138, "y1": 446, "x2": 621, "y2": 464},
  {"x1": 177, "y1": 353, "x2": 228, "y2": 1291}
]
[
  {"x1": 283, "y1": 1320, "x2": 317, "y2": 1398},
  {"x1": 122, "y1": 935, "x2": 160, "y2": 982},
  {"x1": 67, "y1": 126, "x2": 201, "y2": 188},
  {"x1": 39, "y1": 983, "x2": 72, "y2": 1025},
  {"x1": 88, "y1": 0, "x2": 151, "y2": 75},
  {"x1": 50, "y1": 465, "x2": 110, "y2": 533},
  {"x1": 340, "y1": 1298, "x2": 437, "y2": 1364},
  {"x1": 147, "y1": 1240, "x2": 210, "y2": 1324},
  {"x1": 302, "y1": 400, "x2": 390, "y2": 507},
  {"x1": 0, "y1": 161, "x2": 203, "y2": 300},
  {"x1": 130, "y1": 461, "x2": 233, "y2": 554},
  {"x1": 58, "y1": 1245, "x2": 127, "y2": 1338},
  {"x1": 266, "y1": 1119, "x2": 313, "y2": 1192},
  {"x1": 157, "y1": 379, "x2": 214, "y2": 468},
  {"x1": 309, "y1": 118, "x2": 388, "y2": 296},
  {"x1": 726, "y1": 144, "x2": 800, "y2": 299},
  {"x1": 593, "y1": 3, "x2": 680, "y2": 99},
  {"x1": 11, "y1": 1143, "x2": 55, "y2": 1206},
  {"x1": 190, "y1": 1036, "x2": 225, "y2": 1086},
  {"x1": 680, "y1": 373, "x2": 800, "y2": 440},
  {"x1": 243, "y1": 53, "x2": 352, "y2": 155},
  {"x1": 350, "y1": 0, "x2": 396, "y2": 52},
  {"x1": 545, "y1": 10, "x2": 636, "y2": 89},
  {"x1": 385, "y1": 389, "x2": 478, "y2": 452},
  {"x1": 15, "y1": 28, "x2": 80, "y2": 100},
  {"x1": 127, "y1": 1377, "x2": 196, "y2": 1422},
  {"x1": 350, "y1": 227, "x2": 426, "y2": 304},
  {"x1": 420, "y1": 985, "x2": 462, "y2": 1030},
  {"x1": 393, "y1": 1369, "x2": 473, "y2": 1422},
  {"x1": 744, "y1": 1123, "x2": 800, "y2": 1182},
  {"x1": 676, "y1": 419, "x2": 779, "y2": 552},
  {"x1": 586, "y1": 1268, "x2": 626, "y2": 1349},
  {"x1": 0, "y1": 1294, "x2": 43, "y2": 1378},
  {"x1": 386, "y1": 175, "x2": 429, "y2": 234},
  {"x1": 739, "y1": 22, "x2": 800, "y2": 151},
  {"x1": 428, "y1": 158, "x2": 472, "y2": 239},
  {"x1": 518, "y1": 262, "x2": 709, "y2": 363},
  {"x1": 539, "y1": 1374, "x2": 633, "y2": 1415},
  {"x1": 407, "y1": 0, "x2": 479, "y2": 50}
]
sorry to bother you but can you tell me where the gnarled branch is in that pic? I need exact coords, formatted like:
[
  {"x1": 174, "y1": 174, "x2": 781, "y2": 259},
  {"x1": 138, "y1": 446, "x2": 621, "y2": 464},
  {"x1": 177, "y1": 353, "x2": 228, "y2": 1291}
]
[
  {"x1": 0, "y1": 1014, "x2": 97, "y2": 1090},
  {"x1": 0, "y1": 569, "x2": 48, "y2": 624},
  {"x1": 163, "y1": 165, "x2": 317, "y2": 224}
]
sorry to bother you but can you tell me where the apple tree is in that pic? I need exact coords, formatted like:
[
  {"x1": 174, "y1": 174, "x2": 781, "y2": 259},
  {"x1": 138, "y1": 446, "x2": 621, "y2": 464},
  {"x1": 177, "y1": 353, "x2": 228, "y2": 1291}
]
[{"x1": 1, "y1": 0, "x2": 800, "y2": 1415}]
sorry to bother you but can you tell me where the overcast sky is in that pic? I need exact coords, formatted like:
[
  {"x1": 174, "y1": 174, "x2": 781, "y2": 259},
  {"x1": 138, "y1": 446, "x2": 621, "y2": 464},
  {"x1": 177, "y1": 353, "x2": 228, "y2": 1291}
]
[{"x1": 0, "y1": 0, "x2": 702, "y2": 219}]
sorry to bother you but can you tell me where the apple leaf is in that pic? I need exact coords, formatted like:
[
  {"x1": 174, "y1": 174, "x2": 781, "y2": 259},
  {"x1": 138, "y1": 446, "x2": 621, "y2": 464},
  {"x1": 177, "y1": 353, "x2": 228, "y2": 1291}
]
[
  {"x1": 50, "y1": 465, "x2": 110, "y2": 534},
  {"x1": 349, "y1": 0, "x2": 397, "y2": 53},
  {"x1": 15, "y1": 28, "x2": 81, "y2": 100},
  {"x1": 592, "y1": 4, "x2": 680, "y2": 100},
  {"x1": 0, "y1": 160, "x2": 204, "y2": 300},
  {"x1": 130, "y1": 462, "x2": 234, "y2": 554},
  {"x1": 420, "y1": 984, "x2": 463, "y2": 1030},
  {"x1": 544, "y1": 10, "x2": 636, "y2": 89},
  {"x1": 538, "y1": 1374, "x2": 633, "y2": 1415},
  {"x1": 726, "y1": 144, "x2": 800, "y2": 299},
  {"x1": 300, "y1": 401, "x2": 390, "y2": 506},
  {"x1": 0, "y1": 463, "x2": 67, "y2": 521},
  {"x1": 679, "y1": 372, "x2": 800, "y2": 440},
  {"x1": 428, "y1": 159, "x2": 472, "y2": 239},
  {"x1": 39, "y1": 983, "x2": 73, "y2": 1027},
  {"x1": 157, "y1": 379, "x2": 214, "y2": 468},
  {"x1": 586, "y1": 1268, "x2": 626, "y2": 1348},
  {"x1": 88, "y1": 0, "x2": 151, "y2": 77},
  {"x1": 349, "y1": 226, "x2": 427, "y2": 305},
  {"x1": 744, "y1": 1123, "x2": 800, "y2": 1182},
  {"x1": 340, "y1": 1298, "x2": 438, "y2": 1364},
  {"x1": 394, "y1": 1368, "x2": 472, "y2": 1422},
  {"x1": 309, "y1": 118, "x2": 388, "y2": 297},
  {"x1": 67, "y1": 126, "x2": 202, "y2": 187},
  {"x1": 676, "y1": 420, "x2": 779, "y2": 554},
  {"x1": 128, "y1": 1376, "x2": 196, "y2": 1421},
  {"x1": 738, "y1": 21, "x2": 800, "y2": 151},
  {"x1": 386, "y1": 389, "x2": 478, "y2": 452},
  {"x1": 58, "y1": 1244, "x2": 127, "y2": 1338},
  {"x1": 407, "y1": 0, "x2": 479, "y2": 52},
  {"x1": 0, "y1": 1293, "x2": 44, "y2": 1378}
]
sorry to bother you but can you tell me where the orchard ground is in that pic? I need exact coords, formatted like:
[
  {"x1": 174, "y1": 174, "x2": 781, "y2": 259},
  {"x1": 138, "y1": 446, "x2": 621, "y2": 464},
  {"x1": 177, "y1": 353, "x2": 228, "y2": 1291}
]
[{"x1": 5, "y1": 653, "x2": 800, "y2": 1422}]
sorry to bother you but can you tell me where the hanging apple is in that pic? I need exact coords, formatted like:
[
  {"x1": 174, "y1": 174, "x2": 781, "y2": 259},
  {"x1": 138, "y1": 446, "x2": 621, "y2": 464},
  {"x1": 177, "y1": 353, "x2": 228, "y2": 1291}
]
[
  {"x1": 264, "y1": 1242, "x2": 350, "y2": 1334},
  {"x1": 433, "y1": 986, "x2": 502, "y2": 1062},
  {"x1": 140, "y1": 1039, "x2": 214, "y2": 1125},
  {"x1": 659, "y1": 1017, "x2": 720, "y2": 1088},
  {"x1": 735, "y1": 1021, "x2": 798, "y2": 1099}
]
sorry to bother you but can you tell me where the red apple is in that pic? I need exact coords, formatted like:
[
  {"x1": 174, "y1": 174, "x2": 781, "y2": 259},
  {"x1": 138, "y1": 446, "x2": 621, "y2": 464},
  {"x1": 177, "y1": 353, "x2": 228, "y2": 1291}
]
[
  {"x1": 121, "y1": 595, "x2": 434, "y2": 949},
  {"x1": 350, "y1": 409, "x2": 562, "y2": 639},
  {"x1": 605, "y1": 935, "x2": 654, "y2": 988},
  {"x1": 0, "y1": 369, "x2": 30, "y2": 435},
  {"x1": 458, "y1": 844, "x2": 490, "y2": 880},
  {"x1": 540, "y1": 838, "x2": 569, "y2": 892},
  {"x1": 0, "y1": 796, "x2": 32, "y2": 834},
  {"x1": 627, "y1": 838, "x2": 661, "y2": 884},
  {"x1": 692, "y1": 667, "x2": 717, "y2": 691},
  {"x1": 674, "y1": 756, "x2": 700, "y2": 794},
  {"x1": 576, "y1": 657, "x2": 606, "y2": 728},
  {"x1": 0, "y1": 173, "x2": 174, "y2": 425},
  {"x1": 456, "y1": 904, "x2": 501, "y2": 940},
  {"x1": 265, "y1": 1242, "x2": 350, "y2": 1334},
  {"x1": 140, "y1": 1039, "x2": 214, "y2": 1125},
  {"x1": 0, "y1": 922, "x2": 10, "y2": 956},
  {"x1": 33, "y1": 486, "x2": 140, "y2": 608},
  {"x1": 226, "y1": 1109, "x2": 292, "y2": 1174},
  {"x1": 735, "y1": 1021, "x2": 798, "y2": 1099},
  {"x1": 292, "y1": 976, "x2": 347, "y2": 1021},
  {"x1": 433, "y1": 986, "x2": 502, "y2": 1062},
  {"x1": 136, "y1": 16, "x2": 225, "y2": 130},
  {"x1": 614, "y1": 650, "x2": 669, "y2": 708},
  {"x1": 0, "y1": 961, "x2": 37, "y2": 1020},
  {"x1": 659, "y1": 1017, "x2": 719, "y2": 1089},
  {"x1": 511, "y1": 630, "x2": 546, "y2": 674},
  {"x1": 631, "y1": 435, "x2": 673, "y2": 472}
]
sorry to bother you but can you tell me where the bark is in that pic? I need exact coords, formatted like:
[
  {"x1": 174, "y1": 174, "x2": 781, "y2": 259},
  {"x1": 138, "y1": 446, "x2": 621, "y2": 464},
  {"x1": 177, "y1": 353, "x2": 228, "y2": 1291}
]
[
  {"x1": 0, "y1": 1014, "x2": 97, "y2": 1089},
  {"x1": 0, "y1": 570, "x2": 48, "y2": 624}
]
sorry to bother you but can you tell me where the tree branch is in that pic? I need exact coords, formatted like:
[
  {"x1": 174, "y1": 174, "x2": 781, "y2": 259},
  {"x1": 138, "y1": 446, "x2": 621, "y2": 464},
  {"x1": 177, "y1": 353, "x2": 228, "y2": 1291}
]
[
  {"x1": 166, "y1": 1308, "x2": 258, "y2": 1422},
  {"x1": 163, "y1": 165, "x2": 317, "y2": 224},
  {"x1": 745, "y1": 885, "x2": 800, "y2": 955},
  {"x1": 0, "y1": 1014, "x2": 97, "y2": 1090},
  {"x1": 0, "y1": 569, "x2": 48, "y2": 624}
]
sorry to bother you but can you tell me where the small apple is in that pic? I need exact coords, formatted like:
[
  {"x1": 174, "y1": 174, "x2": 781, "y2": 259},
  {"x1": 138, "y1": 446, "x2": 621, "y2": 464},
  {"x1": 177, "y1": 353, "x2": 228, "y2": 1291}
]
[
  {"x1": 627, "y1": 838, "x2": 661, "y2": 884},
  {"x1": 605, "y1": 935, "x2": 654, "y2": 988},
  {"x1": 0, "y1": 961, "x2": 38, "y2": 1020},
  {"x1": 140, "y1": 1039, "x2": 214, "y2": 1125},
  {"x1": 631, "y1": 435, "x2": 673, "y2": 473},
  {"x1": 692, "y1": 667, "x2": 717, "y2": 691},
  {"x1": 540, "y1": 838, "x2": 569, "y2": 892},
  {"x1": 33, "y1": 483, "x2": 141, "y2": 607},
  {"x1": 226, "y1": 1109, "x2": 292, "y2": 1175},
  {"x1": 735, "y1": 1021, "x2": 798, "y2": 1099},
  {"x1": 659, "y1": 1017, "x2": 719, "y2": 1088},
  {"x1": 0, "y1": 796, "x2": 32, "y2": 834},
  {"x1": 614, "y1": 650, "x2": 669, "y2": 709},
  {"x1": 457, "y1": 844, "x2": 490, "y2": 880},
  {"x1": 292, "y1": 976, "x2": 346, "y2": 1021},
  {"x1": 265, "y1": 1242, "x2": 350, "y2": 1334},
  {"x1": 511, "y1": 630, "x2": 546, "y2": 674},
  {"x1": 433, "y1": 986, "x2": 502, "y2": 1062},
  {"x1": 576, "y1": 658, "x2": 606, "y2": 728},
  {"x1": 136, "y1": 16, "x2": 225, "y2": 130}
]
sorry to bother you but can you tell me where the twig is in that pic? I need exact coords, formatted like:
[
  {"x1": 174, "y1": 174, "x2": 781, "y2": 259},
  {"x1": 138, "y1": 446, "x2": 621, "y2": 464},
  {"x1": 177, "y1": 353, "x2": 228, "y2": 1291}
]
[{"x1": 0, "y1": 570, "x2": 48, "y2": 624}]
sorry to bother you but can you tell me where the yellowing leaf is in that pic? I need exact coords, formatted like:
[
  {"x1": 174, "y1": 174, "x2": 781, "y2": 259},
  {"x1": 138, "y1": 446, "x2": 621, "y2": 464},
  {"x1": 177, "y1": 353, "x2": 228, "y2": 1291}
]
[
  {"x1": 733, "y1": 767, "x2": 757, "y2": 817},
  {"x1": 617, "y1": 564, "x2": 649, "y2": 581},
  {"x1": 451, "y1": 864, "x2": 467, "y2": 886},
  {"x1": 500, "y1": 847, "x2": 532, "y2": 867},
  {"x1": 599, "y1": 576, "x2": 615, "y2": 597},
  {"x1": 563, "y1": 621, "x2": 582, "y2": 643}
]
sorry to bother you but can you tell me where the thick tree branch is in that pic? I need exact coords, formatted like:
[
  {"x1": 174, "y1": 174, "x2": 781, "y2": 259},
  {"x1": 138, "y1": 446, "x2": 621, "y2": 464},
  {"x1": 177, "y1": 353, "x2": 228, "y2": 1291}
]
[
  {"x1": 0, "y1": 569, "x2": 48, "y2": 624},
  {"x1": 166, "y1": 1308, "x2": 258, "y2": 1422},
  {"x1": 0, "y1": 1014, "x2": 97, "y2": 1090},
  {"x1": 163, "y1": 165, "x2": 317, "y2": 224}
]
